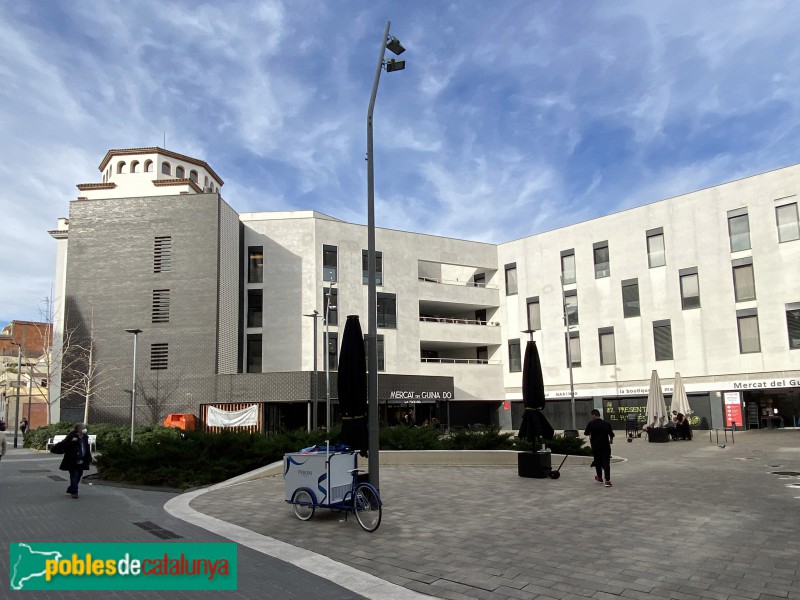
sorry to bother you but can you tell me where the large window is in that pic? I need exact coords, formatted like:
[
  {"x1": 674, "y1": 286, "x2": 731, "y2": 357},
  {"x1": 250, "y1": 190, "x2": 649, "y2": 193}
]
[
  {"x1": 247, "y1": 289, "x2": 263, "y2": 328},
  {"x1": 364, "y1": 334, "x2": 385, "y2": 371},
  {"x1": 152, "y1": 289, "x2": 170, "y2": 324},
  {"x1": 599, "y1": 327, "x2": 616, "y2": 365},
  {"x1": 526, "y1": 296, "x2": 541, "y2": 331},
  {"x1": 653, "y1": 320, "x2": 673, "y2": 361},
  {"x1": 508, "y1": 338, "x2": 521, "y2": 372},
  {"x1": 728, "y1": 209, "x2": 751, "y2": 252},
  {"x1": 324, "y1": 287, "x2": 338, "y2": 326},
  {"x1": 566, "y1": 332, "x2": 581, "y2": 368},
  {"x1": 323, "y1": 245, "x2": 337, "y2": 282},
  {"x1": 776, "y1": 202, "x2": 800, "y2": 242},
  {"x1": 150, "y1": 343, "x2": 169, "y2": 370},
  {"x1": 622, "y1": 279, "x2": 640, "y2": 318},
  {"x1": 646, "y1": 228, "x2": 666, "y2": 268},
  {"x1": 593, "y1": 241, "x2": 610, "y2": 278},
  {"x1": 732, "y1": 258, "x2": 756, "y2": 302},
  {"x1": 504, "y1": 263, "x2": 518, "y2": 296},
  {"x1": 362, "y1": 250, "x2": 383, "y2": 285},
  {"x1": 377, "y1": 292, "x2": 396, "y2": 329},
  {"x1": 736, "y1": 310, "x2": 760, "y2": 354},
  {"x1": 248, "y1": 246, "x2": 263, "y2": 283},
  {"x1": 786, "y1": 303, "x2": 800, "y2": 350},
  {"x1": 560, "y1": 249, "x2": 576, "y2": 284},
  {"x1": 246, "y1": 334, "x2": 262, "y2": 372},
  {"x1": 327, "y1": 332, "x2": 338, "y2": 370},
  {"x1": 679, "y1": 268, "x2": 700, "y2": 310},
  {"x1": 564, "y1": 290, "x2": 579, "y2": 325}
]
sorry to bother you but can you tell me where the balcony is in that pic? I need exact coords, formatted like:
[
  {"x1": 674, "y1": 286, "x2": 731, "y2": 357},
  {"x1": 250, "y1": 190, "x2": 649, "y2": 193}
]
[
  {"x1": 418, "y1": 316, "x2": 502, "y2": 345},
  {"x1": 417, "y1": 276, "x2": 500, "y2": 306}
]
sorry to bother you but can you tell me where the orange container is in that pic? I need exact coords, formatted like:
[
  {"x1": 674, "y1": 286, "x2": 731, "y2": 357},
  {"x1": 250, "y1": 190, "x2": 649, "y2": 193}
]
[{"x1": 164, "y1": 413, "x2": 196, "y2": 430}]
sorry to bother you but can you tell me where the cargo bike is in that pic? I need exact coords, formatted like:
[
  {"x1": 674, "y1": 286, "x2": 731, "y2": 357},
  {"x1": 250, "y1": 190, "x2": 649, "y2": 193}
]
[{"x1": 284, "y1": 445, "x2": 382, "y2": 532}]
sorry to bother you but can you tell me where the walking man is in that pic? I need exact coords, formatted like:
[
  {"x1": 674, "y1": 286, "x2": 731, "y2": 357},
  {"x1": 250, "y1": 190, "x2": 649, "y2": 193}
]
[
  {"x1": 56, "y1": 423, "x2": 93, "y2": 498},
  {"x1": 584, "y1": 409, "x2": 614, "y2": 487}
]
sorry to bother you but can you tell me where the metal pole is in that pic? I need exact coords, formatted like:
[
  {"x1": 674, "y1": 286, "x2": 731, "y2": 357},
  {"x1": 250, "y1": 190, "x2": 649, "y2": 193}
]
[
  {"x1": 311, "y1": 311, "x2": 318, "y2": 430},
  {"x1": 129, "y1": 332, "x2": 139, "y2": 444},
  {"x1": 13, "y1": 344, "x2": 21, "y2": 448},
  {"x1": 561, "y1": 278, "x2": 576, "y2": 430},
  {"x1": 324, "y1": 282, "x2": 335, "y2": 430},
  {"x1": 366, "y1": 20, "x2": 391, "y2": 490}
]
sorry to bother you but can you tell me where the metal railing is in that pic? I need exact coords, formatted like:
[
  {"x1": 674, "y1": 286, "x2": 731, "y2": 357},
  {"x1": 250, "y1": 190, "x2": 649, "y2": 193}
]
[
  {"x1": 418, "y1": 316, "x2": 500, "y2": 326},
  {"x1": 420, "y1": 357, "x2": 500, "y2": 365},
  {"x1": 417, "y1": 276, "x2": 499, "y2": 290}
]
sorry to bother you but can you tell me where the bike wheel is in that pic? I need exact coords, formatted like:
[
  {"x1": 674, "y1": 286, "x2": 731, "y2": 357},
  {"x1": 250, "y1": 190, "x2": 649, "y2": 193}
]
[
  {"x1": 293, "y1": 489, "x2": 315, "y2": 521},
  {"x1": 353, "y1": 484, "x2": 381, "y2": 532}
]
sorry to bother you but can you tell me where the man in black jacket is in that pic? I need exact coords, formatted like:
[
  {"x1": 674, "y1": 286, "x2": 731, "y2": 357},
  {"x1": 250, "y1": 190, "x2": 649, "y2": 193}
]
[
  {"x1": 55, "y1": 423, "x2": 93, "y2": 499},
  {"x1": 584, "y1": 409, "x2": 615, "y2": 487}
]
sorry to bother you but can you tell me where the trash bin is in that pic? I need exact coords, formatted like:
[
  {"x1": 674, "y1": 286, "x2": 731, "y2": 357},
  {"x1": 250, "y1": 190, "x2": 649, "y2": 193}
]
[{"x1": 164, "y1": 414, "x2": 196, "y2": 430}]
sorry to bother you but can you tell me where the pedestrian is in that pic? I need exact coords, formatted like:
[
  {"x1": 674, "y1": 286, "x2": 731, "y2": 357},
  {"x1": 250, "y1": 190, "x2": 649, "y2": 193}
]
[
  {"x1": 54, "y1": 423, "x2": 93, "y2": 499},
  {"x1": 0, "y1": 434, "x2": 6, "y2": 462},
  {"x1": 19, "y1": 418, "x2": 28, "y2": 435},
  {"x1": 584, "y1": 409, "x2": 615, "y2": 487}
]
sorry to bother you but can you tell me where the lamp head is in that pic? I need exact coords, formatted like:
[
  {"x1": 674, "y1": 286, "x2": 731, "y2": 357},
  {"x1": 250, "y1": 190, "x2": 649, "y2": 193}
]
[
  {"x1": 124, "y1": 328, "x2": 143, "y2": 335},
  {"x1": 386, "y1": 58, "x2": 405, "y2": 72},
  {"x1": 386, "y1": 36, "x2": 405, "y2": 55}
]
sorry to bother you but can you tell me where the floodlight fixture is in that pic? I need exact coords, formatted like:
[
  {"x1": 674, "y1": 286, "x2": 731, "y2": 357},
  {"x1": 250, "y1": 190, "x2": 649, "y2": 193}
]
[
  {"x1": 386, "y1": 58, "x2": 405, "y2": 72},
  {"x1": 386, "y1": 36, "x2": 405, "y2": 55}
]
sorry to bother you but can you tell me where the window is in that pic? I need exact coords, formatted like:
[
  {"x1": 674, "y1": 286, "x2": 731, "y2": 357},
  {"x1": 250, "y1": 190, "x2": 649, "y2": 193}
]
[
  {"x1": 117, "y1": 161, "x2": 126, "y2": 174},
  {"x1": 364, "y1": 334, "x2": 385, "y2": 371},
  {"x1": 679, "y1": 268, "x2": 700, "y2": 309},
  {"x1": 362, "y1": 250, "x2": 383, "y2": 285},
  {"x1": 324, "y1": 287, "x2": 338, "y2": 326},
  {"x1": 646, "y1": 228, "x2": 666, "y2": 268},
  {"x1": 728, "y1": 209, "x2": 751, "y2": 252},
  {"x1": 144, "y1": 160, "x2": 153, "y2": 172},
  {"x1": 326, "y1": 332, "x2": 338, "y2": 370},
  {"x1": 248, "y1": 247, "x2": 263, "y2": 283},
  {"x1": 732, "y1": 258, "x2": 756, "y2": 302},
  {"x1": 653, "y1": 320, "x2": 673, "y2": 361},
  {"x1": 504, "y1": 263, "x2": 518, "y2": 295},
  {"x1": 130, "y1": 160, "x2": 139, "y2": 173},
  {"x1": 736, "y1": 309, "x2": 760, "y2": 353},
  {"x1": 189, "y1": 170, "x2": 198, "y2": 183},
  {"x1": 564, "y1": 289, "x2": 579, "y2": 325},
  {"x1": 593, "y1": 241, "x2": 610, "y2": 278},
  {"x1": 508, "y1": 338, "x2": 521, "y2": 372},
  {"x1": 176, "y1": 166, "x2": 185, "y2": 179},
  {"x1": 560, "y1": 250, "x2": 575, "y2": 284},
  {"x1": 786, "y1": 303, "x2": 800, "y2": 349},
  {"x1": 526, "y1": 296, "x2": 541, "y2": 331},
  {"x1": 246, "y1": 334, "x2": 262, "y2": 372},
  {"x1": 323, "y1": 245, "x2": 337, "y2": 282},
  {"x1": 472, "y1": 273, "x2": 486, "y2": 287},
  {"x1": 151, "y1": 289, "x2": 170, "y2": 324},
  {"x1": 161, "y1": 162, "x2": 171, "y2": 176},
  {"x1": 377, "y1": 292, "x2": 397, "y2": 328},
  {"x1": 566, "y1": 332, "x2": 581, "y2": 367},
  {"x1": 776, "y1": 202, "x2": 800, "y2": 242},
  {"x1": 150, "y1": 343, "x2": 168, "y2": 370},
  {"x1": 622, "y1": 279, "x2": 640, "y2": 318},
  {"x1": 247, "y1": 289, "x2": 263, "y2": 328},
  {"x1": 599, "y1": 327, "x2": 616, "y2": 365},
  {"x1": 153, "y1": 236, "x2": 172, "y2": 273}
]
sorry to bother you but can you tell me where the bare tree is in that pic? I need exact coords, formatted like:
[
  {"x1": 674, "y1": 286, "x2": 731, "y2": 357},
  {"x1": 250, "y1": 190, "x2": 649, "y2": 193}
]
[{"x1": 137, "y1": 370, "x2": 181, "y2": 425}]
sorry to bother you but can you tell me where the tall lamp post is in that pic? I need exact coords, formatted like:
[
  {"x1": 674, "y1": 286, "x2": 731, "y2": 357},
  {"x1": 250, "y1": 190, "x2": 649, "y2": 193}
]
[
  {"x1": 124, "y1": 328, "x2": 142, "y2": 444},
  {"x1": 560, "y1": 278, "x2": 577, "y2": 430},
  {"x1": 367, "y1": 20, "x2": 405, "y2": 490},
  {"x1": 303, "y1": 310, "x2": 320, "y2": 431},
  {"x1": 11, "y1": 342, "x2": 22, "y2": 448},
  {"x1": 323, "y1": 282, "x2": 336, "y2": 430}
]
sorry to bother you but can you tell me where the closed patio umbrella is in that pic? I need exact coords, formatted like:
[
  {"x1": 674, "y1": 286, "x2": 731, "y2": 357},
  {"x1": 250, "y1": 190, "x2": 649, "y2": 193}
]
[
  {"x1": 644, "y1": 369, "x2": 670, "y2": 429},
  {"x1": 337, "y1": 315, "x2": 369, "y2": 457},
  {"x1": 517, "y1": 340, "x2": 554, "y2": 447},
  {"x1": 670, "y1": 372, "x2": 692, "y2": 416}
]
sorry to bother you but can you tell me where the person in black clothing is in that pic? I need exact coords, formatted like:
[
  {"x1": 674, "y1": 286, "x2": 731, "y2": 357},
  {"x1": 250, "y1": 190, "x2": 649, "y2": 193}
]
[
  {"x1": 584, "y1": 409, "x2": 615, "y2": 487},
  {"x1": 55, "y1": 423, "x2": 93, "y2": 499}
]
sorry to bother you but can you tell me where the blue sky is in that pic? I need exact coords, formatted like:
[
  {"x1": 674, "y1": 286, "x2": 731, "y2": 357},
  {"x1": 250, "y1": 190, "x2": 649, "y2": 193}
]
[{"x1": 2, "y1": 0, "x2": 800, "y2": 326}]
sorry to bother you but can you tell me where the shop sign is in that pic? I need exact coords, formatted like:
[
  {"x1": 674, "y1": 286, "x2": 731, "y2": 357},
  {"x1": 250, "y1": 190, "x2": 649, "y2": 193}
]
[
  {"x1": 724, "y1": 392, "x2": 743, "y2": 427},
  {"x1": 388, "y1": 391, "x2": 453, "y2": 401},
  {"x1": 732, "y1": 378, "x2": 800, "y2": 389}
]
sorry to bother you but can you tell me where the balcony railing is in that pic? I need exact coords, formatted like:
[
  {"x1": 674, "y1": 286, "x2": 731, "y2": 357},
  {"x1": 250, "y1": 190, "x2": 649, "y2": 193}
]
[
  {"x1": 420, "y1": 358, "x2": 500, "y2": 365},
  {"x1": 418, "y1": 276, "x2": 498, "y2": 290},
  {"x1": 419, "y1": 317, "x2": 500, "y2": 326}
]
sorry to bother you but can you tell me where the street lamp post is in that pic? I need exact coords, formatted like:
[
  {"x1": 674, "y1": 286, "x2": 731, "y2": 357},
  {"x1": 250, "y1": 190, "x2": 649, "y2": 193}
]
[
  {"x1": 303, "y1": 310, "x2": 320, "y2": 431},
  {"x1": 323, "y1": 282, "x2": 336, "y2": 430},
  {"x1": 560, "y1": 278, "x2": 577, "y2": 430},
  {"x1": 366, "y1": 20, "x2": 405, "y2": 490},
  {"x1": 11, "y1": 342, "x2": 21, "y2": 448},
  {"x1": 124, "y1": 328, "x2": 142, "y2": 444}
]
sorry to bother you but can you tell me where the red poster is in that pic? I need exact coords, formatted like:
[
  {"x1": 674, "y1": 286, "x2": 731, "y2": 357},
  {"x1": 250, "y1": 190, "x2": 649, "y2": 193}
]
[{"x1": 724, "y1": 392, "x2": 743, "y2": 427}]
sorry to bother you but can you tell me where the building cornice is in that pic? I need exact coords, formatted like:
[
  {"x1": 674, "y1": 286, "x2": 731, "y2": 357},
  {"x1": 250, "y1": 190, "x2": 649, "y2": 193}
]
[
  {"x1": 152, "y1": 178, "x2": 204, "y2": 194},
  {"x1": 76, "y1": 182, "x2": 117, "y2": 191},
  {"x1": 48, "y1": 229, "x2": 69, "y2": 239},
  {"x1": 98, "y1": 147, "x2": 224, "y2": 185}
]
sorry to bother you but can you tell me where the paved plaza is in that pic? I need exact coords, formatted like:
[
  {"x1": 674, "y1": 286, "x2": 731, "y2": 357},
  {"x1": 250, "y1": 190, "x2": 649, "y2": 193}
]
[{"x1": 184, "y1": 429, "x2": 800, "y2": 600}]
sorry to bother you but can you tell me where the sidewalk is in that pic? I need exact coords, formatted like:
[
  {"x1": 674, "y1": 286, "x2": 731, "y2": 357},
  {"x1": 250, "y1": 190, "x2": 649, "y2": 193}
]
[{"x1": 174, "y1": 430, "x2": 800, "y2": 600}]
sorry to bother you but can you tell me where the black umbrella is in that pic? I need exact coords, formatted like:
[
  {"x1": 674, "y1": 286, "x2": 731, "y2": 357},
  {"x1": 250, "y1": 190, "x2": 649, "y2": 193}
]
[
  {"x1": 517, "y1": 340, "x2": 554, "y2": 447},
  {"x1": 337, "y1": 315, "x2": 369, "y2": 457}
]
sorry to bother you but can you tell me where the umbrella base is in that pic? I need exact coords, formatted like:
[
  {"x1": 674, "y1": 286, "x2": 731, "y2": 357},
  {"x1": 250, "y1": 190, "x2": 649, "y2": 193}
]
[
  {"x1": 518, "y1": 451, "x2": 552, "y2": 478},
  {"x1": 647, "y1": 428, "x2": 671, "y2": 443}
]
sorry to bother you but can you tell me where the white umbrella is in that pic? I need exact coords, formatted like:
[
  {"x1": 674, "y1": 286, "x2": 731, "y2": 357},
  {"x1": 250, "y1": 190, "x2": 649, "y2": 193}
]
[
  {"x1": 645, "y1": 370, "x2": 670, "y2": 429},
  {"x1": 670, "y1": 372, "x2": 692, "y2": 417}
]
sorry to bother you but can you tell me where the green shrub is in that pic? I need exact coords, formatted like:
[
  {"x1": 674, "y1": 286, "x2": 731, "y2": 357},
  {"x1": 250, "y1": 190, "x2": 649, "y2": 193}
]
[
  {"x1": 379, "y1": 425, "x2": 442, "y2": 450},
  {"x1": 441, "y1": 426, "x2": 516, "y2": 450}
]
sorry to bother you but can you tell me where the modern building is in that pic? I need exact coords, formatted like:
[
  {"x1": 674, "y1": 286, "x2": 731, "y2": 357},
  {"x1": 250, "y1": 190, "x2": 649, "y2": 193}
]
[
  {"x1": 0, "y1": 321, "x2": 52, "y2": 428},
  {"x1": 49, "y1": 148, "x2": 800, "y2": 432}
]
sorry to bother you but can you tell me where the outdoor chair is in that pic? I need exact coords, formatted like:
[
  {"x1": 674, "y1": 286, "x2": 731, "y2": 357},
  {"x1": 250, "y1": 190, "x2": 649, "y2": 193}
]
[{"x1": 625, "y1": 413, "x2": 641, "y2": 438}]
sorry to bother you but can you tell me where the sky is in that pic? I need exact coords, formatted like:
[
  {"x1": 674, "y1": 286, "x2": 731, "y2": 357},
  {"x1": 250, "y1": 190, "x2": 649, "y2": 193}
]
[{"x1": 2, "y1": 0, "x2": 800, "y2": 327}]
